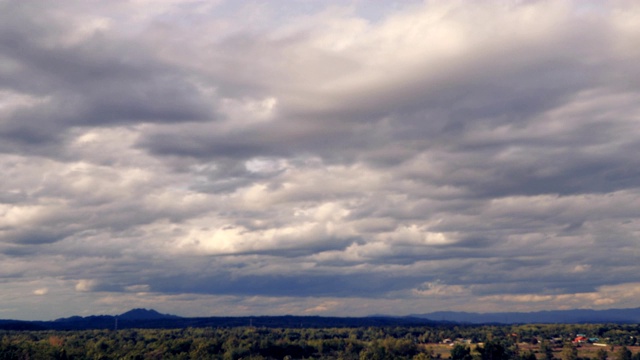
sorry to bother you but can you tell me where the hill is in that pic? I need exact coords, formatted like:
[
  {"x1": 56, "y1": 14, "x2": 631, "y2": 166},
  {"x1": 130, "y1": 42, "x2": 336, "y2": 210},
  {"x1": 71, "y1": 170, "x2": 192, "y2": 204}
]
[{"x1": 118, "y1": 308, "x2": 182, "y2": 320}]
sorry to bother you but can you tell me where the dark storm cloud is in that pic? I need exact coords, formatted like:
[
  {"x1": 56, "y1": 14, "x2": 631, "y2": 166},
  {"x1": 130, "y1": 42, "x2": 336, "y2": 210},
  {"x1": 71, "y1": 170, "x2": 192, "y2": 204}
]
[
  {"x1": 0, "y1": 1, "x2": 215, "y2": 153},
  {"x1": 148, "y1": 271, "x2": 424, "y2": 298},
  {"x1": 135, "y1": 8, "x2": 638, "y2": 222}
]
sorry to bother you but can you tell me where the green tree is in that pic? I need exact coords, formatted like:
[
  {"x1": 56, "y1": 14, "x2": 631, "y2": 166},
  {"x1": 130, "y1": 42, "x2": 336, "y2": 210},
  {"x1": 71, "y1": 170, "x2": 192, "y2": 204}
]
[
  {"x1": 540, "y1": 340, "x2": 555, "y2": 360},
  {"x1": 614, "y1": 346, "x2": 632, "y2": 360},
  {"x1": 520, "y1": 350, "x2": 537, "y2": 360},
  {"x1": 595, "y1": 348, "x2": 608, "y2": 360},
  {"x1": 479, "y1": 340, "x2": 509, "y2": 360},
  {"x1": 359, "y1": 341, "x2": 387, "y2": 360},
  {"x1": 560, "y1": 343, "x2": 578, "y2": 360},
  {"x1": 450, "y1": 344, "x2": 472, "y2": 360}
]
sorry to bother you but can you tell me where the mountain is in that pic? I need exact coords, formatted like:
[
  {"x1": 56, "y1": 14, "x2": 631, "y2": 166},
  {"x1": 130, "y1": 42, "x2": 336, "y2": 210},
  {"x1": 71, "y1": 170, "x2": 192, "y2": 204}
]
[
  {"x1": 47, "y1": 309, "x2": 183, "y2": 330},
  {"x1": 411, "y1": 307, "x2": 640, "y2": 324},
  {"x1": 118, "y1": 308, "x2": 181, "y2": 320}
]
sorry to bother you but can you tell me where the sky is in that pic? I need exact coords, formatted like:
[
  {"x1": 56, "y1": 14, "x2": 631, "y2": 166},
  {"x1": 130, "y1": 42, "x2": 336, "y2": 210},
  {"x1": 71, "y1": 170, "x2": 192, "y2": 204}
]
[{"x1": 1, "y1": 0, "x2": 640, "y2": 321}]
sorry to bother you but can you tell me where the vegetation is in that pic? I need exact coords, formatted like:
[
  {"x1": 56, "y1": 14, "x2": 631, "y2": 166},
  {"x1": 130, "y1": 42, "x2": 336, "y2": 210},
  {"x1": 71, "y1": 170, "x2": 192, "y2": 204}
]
[{"x1": 1, "y1": 323, "x2": 640, "y2": 359}]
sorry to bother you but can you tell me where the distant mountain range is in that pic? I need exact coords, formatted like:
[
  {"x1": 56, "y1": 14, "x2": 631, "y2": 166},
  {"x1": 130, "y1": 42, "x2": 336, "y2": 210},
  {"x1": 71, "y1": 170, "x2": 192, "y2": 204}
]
[
  {"x1": 411, "y1": 307, "x2": 640, "y2": 324},
  {"x1": 1, "y1": 307, "x2": 640, "y2": 331},
  {"x1": 0, "y1": 308, "x2": 443, "y2": 331}
]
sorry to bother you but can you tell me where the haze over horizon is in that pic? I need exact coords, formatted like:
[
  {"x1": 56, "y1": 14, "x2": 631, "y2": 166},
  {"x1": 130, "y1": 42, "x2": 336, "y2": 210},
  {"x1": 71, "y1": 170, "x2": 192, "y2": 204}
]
[{"x1": 1, "y1": 0, "x2": 640, "y2": 321}]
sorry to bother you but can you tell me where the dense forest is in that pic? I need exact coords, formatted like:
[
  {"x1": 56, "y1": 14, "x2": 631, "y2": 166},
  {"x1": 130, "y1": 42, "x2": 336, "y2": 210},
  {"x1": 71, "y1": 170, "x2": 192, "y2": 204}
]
[{"x1": 2, "y1": 323, "x2": 640, "y2": 359}]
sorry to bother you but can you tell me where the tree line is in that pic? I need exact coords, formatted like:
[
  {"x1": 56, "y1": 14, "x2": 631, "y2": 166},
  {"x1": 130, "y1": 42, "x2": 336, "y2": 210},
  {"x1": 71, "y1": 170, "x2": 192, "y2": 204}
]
[{"x1": 0, "y1": 323, "x2": 639, "y2": 359}]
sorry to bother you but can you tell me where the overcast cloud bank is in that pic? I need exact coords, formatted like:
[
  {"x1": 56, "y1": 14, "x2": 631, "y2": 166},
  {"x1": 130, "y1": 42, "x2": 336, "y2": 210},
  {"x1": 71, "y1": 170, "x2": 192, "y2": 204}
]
[{"x1": 1, "y1": 0, "x2": 640, "y2": 320}]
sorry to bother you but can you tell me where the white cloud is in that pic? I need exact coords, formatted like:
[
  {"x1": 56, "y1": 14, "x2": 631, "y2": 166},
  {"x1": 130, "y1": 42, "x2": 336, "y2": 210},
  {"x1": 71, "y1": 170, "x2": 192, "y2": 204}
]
[
  {"x1": 414, "y1": 281, "x2": 470, "y2": 297},
  {"x1": 75, "y1": 279, "x2": 99, "y2": 293},
  {"x1": 33, "y1": 288, "x2": 49, "y2": 296},
  {"x1": 479, "y1": 282, "x2": 640, "y2": 311}
]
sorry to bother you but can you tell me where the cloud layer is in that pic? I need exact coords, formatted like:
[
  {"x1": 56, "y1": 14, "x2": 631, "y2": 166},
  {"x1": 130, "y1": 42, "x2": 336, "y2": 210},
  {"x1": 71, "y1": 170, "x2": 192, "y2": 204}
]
[{"x1": 1, "y1": 0, "x2": 640, "y2": 320}]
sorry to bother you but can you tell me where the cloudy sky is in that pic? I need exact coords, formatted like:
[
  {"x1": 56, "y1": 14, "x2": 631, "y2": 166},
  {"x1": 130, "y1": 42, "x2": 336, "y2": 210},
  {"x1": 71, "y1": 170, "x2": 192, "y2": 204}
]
[{"x1": 1, "y1": 0, "x2": 640, "y2": 320}]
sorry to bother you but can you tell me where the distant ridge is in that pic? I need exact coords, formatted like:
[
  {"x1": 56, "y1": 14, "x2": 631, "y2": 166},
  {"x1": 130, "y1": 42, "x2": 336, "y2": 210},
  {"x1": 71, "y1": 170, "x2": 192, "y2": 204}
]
[
  {"x1": 3, "y1": 310, "x2": 444, "y2": 331},
  {"x1": 411, "y1": 307, "x2": 640, "y2": 324},
  {"x1": 3, "y1": 307, "x2": 640, "y2": 331}
]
